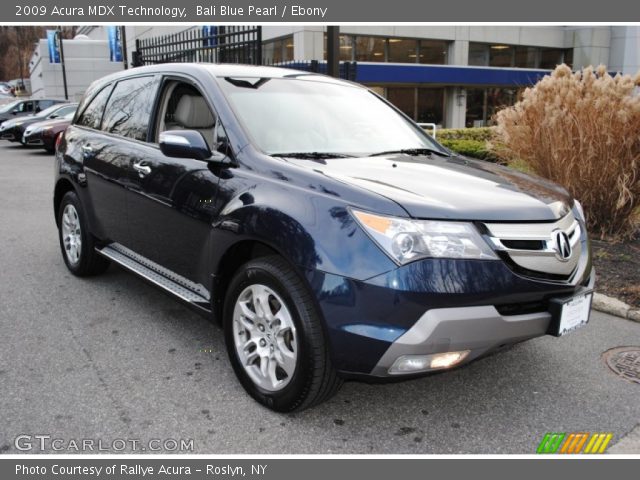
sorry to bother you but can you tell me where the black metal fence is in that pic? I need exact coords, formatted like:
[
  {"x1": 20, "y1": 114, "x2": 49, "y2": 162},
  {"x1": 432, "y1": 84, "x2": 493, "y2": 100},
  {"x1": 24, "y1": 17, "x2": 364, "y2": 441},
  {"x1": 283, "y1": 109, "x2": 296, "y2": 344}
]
[
  {"x1": 132, "y1": 26, "x2": 262, "y2": 67},
  {"x1": 132, "y1": 27, "x2": 358, "y2": 81}
]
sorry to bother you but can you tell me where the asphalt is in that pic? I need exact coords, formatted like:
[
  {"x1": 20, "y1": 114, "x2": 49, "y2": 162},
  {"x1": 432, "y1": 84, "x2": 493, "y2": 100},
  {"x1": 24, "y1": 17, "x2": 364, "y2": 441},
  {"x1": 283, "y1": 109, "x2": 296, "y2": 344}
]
[{"x1": 0, "y1": 142, "x2": 639, "y2": 454}]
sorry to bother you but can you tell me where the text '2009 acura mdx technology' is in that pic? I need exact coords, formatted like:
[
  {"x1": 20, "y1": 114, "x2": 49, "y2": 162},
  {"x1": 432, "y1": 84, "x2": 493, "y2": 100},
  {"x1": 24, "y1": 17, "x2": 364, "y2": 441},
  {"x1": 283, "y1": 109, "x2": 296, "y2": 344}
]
[{"x1": 54, "y1": 64, "x2": 594, "y2": 412}]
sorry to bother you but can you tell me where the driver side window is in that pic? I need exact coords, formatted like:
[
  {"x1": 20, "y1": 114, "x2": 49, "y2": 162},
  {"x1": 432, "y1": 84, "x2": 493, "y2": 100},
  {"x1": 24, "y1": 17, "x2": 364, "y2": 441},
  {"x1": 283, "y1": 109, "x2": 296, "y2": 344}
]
[{"x1": 155, "y1": 80, "x2": 217, "y2": 150}]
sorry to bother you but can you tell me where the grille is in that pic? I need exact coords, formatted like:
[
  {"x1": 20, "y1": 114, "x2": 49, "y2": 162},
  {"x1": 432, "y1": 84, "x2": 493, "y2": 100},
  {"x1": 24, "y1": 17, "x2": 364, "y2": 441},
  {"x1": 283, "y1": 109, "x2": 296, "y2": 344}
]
[{"x1": 483, "y1": 212, "x2": 582, "y2": 281}]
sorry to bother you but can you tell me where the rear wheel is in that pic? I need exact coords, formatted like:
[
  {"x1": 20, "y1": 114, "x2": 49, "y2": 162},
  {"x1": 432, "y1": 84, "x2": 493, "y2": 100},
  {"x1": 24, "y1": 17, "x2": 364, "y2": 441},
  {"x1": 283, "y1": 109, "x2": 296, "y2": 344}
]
[
  {"x1": 223, "y1": 256, "x2": 342, "y2": 412},
  {"x1": 57, "y1": 191, "x2": 110, "y2": 276}
]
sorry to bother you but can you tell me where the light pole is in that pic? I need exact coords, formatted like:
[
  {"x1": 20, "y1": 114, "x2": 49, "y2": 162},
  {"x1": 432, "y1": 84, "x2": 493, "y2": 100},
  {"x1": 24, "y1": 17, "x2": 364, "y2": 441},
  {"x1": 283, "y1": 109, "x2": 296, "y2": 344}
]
[{"x1": 327, "y1": 26, "x2": 340, "y2": 78}]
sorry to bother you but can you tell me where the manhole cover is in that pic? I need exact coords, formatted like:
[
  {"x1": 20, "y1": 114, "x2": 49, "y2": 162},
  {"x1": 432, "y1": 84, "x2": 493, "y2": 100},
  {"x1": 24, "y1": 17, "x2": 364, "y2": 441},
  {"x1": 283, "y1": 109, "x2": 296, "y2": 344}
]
[{"x1": 603, "y1": 347, "x2": 640, "y2": 385}]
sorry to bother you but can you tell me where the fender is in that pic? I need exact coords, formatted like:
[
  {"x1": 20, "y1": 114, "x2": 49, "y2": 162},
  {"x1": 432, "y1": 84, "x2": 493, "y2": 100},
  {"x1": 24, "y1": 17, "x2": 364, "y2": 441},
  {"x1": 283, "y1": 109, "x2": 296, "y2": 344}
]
[{"x1": 209, "y1": 152, "x2": 399, "y2": 282}]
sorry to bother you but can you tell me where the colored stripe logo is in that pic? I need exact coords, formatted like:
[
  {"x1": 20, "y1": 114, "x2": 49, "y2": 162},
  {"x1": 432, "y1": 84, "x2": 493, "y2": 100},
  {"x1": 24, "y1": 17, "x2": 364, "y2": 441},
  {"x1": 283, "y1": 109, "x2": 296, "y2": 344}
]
[{"x1": 537, "y1": 432, "x2": 613, "y2": 454}]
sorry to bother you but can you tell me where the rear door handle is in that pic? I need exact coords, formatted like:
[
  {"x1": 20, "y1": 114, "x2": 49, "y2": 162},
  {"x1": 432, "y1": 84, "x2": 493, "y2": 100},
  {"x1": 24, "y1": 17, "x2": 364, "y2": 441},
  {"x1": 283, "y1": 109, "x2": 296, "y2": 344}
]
[{"x1": 133, "y1": 161, "x2": 151, "y2": 177}]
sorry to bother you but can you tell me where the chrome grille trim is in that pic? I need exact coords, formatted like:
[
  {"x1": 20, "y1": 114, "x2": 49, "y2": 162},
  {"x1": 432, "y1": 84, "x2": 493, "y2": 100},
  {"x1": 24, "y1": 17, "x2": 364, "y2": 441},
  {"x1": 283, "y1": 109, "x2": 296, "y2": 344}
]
[{"x1": 483, "y1": 213, "x2": 582, "y2": 277}]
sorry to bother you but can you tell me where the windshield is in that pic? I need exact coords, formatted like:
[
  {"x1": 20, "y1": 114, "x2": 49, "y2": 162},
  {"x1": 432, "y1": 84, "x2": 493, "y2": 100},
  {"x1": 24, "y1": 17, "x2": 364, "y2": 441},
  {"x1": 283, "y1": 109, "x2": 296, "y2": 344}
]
[
  {"x1": 219, "y1": 77, "x2": 447, "y2": 157},
  {"x1": 0, "y1": 100, "x2": 20, "y2": 113}
]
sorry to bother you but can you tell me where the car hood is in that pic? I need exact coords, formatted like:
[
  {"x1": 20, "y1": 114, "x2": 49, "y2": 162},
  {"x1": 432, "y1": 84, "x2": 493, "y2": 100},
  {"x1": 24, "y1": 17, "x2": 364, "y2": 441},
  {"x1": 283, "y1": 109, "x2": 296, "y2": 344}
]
[{"x1": 286, "y1": 153, "x2": 572, "y2": 221}]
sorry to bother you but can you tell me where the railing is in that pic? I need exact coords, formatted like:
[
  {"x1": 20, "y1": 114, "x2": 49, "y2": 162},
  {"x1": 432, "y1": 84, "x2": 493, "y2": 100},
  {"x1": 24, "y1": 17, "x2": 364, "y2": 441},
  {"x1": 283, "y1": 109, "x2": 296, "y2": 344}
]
[
  {"x1": 418, "y1": 122, "x2": 437, "y2": 139},
  {"x1": 133, "y1": 26, "x2": 262, "y2": 67},
  {"x1": 132, "y1": 28, "x2": 358, "y2": 82}
]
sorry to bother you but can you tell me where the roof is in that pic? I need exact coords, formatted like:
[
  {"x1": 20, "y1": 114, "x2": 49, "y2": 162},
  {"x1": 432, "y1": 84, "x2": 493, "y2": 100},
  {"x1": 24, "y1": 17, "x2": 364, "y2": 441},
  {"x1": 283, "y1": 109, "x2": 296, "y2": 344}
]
[{"x1": 92, "y1": 63, "x2": 356, "y2": 88}]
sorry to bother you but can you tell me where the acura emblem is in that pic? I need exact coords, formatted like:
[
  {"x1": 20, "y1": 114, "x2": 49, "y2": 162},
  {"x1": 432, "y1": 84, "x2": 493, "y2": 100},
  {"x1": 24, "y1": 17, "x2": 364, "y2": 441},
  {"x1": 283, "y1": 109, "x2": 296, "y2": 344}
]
[{"x1": 552, "y1": 230, "x2": 572, "y2": 261}]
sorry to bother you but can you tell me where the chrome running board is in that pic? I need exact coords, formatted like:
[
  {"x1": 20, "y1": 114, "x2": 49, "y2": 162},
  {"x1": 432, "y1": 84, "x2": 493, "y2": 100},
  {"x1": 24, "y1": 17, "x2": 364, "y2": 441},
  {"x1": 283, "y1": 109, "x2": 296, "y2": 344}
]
[{"x1": 96, "y1": 243, "x2": 211, "y2": 310}]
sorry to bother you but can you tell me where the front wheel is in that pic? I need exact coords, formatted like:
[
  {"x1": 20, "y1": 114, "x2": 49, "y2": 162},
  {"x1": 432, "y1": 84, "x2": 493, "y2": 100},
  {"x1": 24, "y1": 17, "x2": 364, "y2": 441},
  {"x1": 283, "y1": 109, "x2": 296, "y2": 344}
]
[{"x1": 223, "y1": 256, "x2": 342, "y2": 412}]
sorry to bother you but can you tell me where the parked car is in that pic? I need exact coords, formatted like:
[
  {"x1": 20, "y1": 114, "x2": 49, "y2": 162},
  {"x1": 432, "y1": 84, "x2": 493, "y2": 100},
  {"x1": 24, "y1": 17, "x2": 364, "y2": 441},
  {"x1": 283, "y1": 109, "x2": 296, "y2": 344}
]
[
  {"x1": 0, "y1": 98, "x2": 66, "y2": 127},
  {"x1": 22, "y1": 111, "x2": 76, "y2": 153},
  {"x1": 0, "y1": 82, "x2": 14, "y2": 96},
  {"x1": 54, "y1": 64, "x2": 594, "y2": 411},
  {"x1": 1, "y1": 103, "x2": 76, "y2": 143}
]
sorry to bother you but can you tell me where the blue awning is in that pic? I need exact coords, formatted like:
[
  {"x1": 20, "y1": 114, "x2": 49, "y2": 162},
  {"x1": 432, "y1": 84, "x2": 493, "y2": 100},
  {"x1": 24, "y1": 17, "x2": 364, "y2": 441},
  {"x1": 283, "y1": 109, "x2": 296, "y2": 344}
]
[{"x1": 355, "y1": 62, "x2": 553, "y2": 87}]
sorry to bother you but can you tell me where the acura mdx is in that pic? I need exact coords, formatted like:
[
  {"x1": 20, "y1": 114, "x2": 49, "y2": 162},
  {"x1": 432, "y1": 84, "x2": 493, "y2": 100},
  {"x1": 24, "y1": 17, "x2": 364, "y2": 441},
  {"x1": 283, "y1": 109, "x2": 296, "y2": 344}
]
[{"x1": 54, "y1": 64, "x2": 594, "y2": 411}]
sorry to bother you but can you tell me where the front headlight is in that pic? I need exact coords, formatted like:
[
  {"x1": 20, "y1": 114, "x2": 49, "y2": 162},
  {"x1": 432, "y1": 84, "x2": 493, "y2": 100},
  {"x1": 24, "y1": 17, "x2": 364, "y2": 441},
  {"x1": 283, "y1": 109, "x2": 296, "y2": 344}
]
[{"x1": 351, "y1": 209, "x2": 498, "y2": 265}]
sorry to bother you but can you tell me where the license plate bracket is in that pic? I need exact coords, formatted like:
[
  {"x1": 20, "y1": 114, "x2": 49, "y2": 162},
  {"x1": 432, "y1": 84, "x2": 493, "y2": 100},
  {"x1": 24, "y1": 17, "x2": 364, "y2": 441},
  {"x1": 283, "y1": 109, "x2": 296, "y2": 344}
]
[{"x1": 548, "y1": 290, "x2": 593, "y2": 337}]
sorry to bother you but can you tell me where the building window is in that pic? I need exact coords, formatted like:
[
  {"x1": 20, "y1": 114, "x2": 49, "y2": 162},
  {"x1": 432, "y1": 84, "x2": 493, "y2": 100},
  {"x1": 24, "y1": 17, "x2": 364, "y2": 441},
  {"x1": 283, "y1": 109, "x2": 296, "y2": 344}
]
[
  {"x1": 465, "y1": 87, "x2": 521, "y2": 127},
  {"x1": 262, "y1": 36, "x2": 294, "y2": 63},
  {"x1": 468, "y1": 43, "x2": 489, "y2": 66},
  {"x1": 514, "y1": 46, "x2": 538, "y2": 68},
  {"x1": 469, "y1": 42, "x2": 574, "y2": 70},
  {"x1": 417, "y1": 88, "x2": 445, "y2": 124},
  {"x1": 388, "y1": 38, "x2": 419, "y2": 63},
  {"x1": 419, "y1": 40, "x2": 448, "y2": 65},
  {"x1": 323, "y1": 34, "x2": 355, "y2": 61},
  {"x1": 489, "y1": 45, "x2": 514, "y2": 67},
  {"x1": 383, "y1": 86, "x2": 445, "y2": 126},
  {"x1": 355, "y1": 36, "x2": 385, "y2": 62},
  {"x1": 324, "y1": 34, "x2": 450, "y2": 65},
  {"x1": 539, "y1": 48, "x2": 565, "y2": 69},
  {"x1": 386, "y1": 87, "x2": 415, "y2": 118}
]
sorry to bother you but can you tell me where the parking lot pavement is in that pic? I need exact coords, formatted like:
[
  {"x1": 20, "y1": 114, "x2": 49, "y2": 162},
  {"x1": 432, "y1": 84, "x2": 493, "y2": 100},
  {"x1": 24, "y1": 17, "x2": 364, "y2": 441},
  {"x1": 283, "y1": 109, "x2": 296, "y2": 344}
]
[{"x1": 0, "y1": 143, "x2": 639, "y2": 455}]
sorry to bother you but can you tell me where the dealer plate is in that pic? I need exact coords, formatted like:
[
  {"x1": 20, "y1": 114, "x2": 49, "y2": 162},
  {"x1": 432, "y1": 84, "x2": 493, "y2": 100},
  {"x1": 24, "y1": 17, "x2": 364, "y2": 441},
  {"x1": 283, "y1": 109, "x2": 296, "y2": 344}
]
[{"x1": 553, "y1": 292, "x2": 593, "y2": 336}]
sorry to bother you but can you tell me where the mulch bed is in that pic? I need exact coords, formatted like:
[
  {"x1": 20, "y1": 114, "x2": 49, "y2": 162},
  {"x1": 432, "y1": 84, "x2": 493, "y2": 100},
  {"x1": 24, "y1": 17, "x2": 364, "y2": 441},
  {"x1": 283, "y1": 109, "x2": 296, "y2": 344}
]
[{"x1": 591, "y1": 236, "x2": 640, "y2": 309}]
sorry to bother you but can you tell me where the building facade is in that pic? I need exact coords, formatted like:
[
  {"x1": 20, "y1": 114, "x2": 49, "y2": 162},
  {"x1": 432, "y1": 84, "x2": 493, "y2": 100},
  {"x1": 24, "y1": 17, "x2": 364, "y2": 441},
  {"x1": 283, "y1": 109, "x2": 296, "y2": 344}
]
[
  {"x1": 29, "y1": 37, "x2": 123, "y2": 100},
  {"x1": 78, "y1": 25, "x2": 640, "y2": 128}
]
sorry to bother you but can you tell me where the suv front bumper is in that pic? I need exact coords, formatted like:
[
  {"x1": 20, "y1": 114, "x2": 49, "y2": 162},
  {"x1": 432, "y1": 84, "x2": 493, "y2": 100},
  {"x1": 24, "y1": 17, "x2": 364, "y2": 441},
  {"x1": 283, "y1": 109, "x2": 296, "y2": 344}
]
[
  {"x1": 307, "y1": 257, "x2": 594, "y2": 378},
  {"x1": 371, "y1": 279, "x2": 593, "y2": 376}
]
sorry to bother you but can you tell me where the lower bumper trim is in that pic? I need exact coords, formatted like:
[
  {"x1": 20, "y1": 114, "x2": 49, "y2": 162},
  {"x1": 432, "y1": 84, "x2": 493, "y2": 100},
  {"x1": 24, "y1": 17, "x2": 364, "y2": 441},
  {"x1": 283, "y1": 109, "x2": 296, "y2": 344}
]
[{"x1": 370, "y1": 305, "x2": 551, "y2": 376}]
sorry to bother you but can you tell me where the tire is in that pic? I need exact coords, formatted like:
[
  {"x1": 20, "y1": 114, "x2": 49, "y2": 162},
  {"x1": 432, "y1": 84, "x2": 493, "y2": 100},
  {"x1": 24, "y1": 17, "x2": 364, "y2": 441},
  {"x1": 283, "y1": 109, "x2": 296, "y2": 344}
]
[
  {"x1": 223, "y1": 256, "x2": 342, "y2": 412},
  {"x1": 46, "y1": 133, "x2": 61, "y2": 154},
  {"x1": 57, "y1": 191, "x2": 110, "y2": 276}
]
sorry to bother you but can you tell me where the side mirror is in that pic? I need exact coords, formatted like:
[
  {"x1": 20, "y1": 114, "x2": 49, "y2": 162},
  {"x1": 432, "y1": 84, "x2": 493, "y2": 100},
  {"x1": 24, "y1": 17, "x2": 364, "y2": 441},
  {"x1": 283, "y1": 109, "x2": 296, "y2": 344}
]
[{"x1": 159, "y1": 130, "x2": 225, "y2": 164}]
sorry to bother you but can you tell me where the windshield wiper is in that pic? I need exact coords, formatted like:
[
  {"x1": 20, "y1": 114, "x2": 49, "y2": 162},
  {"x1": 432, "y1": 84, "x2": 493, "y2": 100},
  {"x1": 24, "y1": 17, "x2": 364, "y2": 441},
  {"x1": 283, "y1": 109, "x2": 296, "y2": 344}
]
[
  {"x1": 369, "y1": 147, "x2": 450, "y2": 157},
  {"x1": 270, "y1": 152, "x2": 355, "y2": 159}
]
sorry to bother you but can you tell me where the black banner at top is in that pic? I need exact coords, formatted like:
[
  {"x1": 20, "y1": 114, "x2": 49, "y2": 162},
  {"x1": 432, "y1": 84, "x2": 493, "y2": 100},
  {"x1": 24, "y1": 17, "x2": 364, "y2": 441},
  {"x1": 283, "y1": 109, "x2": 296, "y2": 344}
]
[{"x1": 4, "y1": 0, "x2": 640, "y2": 22}]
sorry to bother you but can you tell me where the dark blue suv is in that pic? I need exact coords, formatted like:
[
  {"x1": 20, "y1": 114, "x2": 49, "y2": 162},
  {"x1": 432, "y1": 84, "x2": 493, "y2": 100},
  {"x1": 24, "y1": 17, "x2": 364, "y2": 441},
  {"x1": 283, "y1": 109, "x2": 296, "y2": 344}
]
[{"x1": 54, "y1": 64, "x2": 594, "y2": 411}]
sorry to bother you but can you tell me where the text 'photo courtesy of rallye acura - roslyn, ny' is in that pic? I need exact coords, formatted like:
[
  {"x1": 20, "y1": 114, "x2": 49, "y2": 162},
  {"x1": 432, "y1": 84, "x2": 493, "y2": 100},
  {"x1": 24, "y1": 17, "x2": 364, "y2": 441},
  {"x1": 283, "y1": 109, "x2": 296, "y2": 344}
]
[{"x1": 53, "y1": 63, "x2": 594, "y2": 412}]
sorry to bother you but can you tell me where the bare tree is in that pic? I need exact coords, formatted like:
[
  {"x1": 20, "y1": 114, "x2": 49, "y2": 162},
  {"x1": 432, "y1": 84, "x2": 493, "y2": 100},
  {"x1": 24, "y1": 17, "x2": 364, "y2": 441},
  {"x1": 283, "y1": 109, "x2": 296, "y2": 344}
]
[{"x1": 0, "y1": 27, "x2": 46, "y2": 83}]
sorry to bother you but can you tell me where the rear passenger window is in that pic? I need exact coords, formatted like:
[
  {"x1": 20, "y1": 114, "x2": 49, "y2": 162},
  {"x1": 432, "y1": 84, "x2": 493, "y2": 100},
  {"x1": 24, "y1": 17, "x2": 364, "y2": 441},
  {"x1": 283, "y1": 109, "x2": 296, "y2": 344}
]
[
  {"x1": 18, "y1": 102, "x2": 33, "y2": 113},
  {"x1": 76, "y1": 86, "x2": 114, "y2": 130},
  {"x1": 102, "y1": 76, "x2": 160, "y2": 142}
]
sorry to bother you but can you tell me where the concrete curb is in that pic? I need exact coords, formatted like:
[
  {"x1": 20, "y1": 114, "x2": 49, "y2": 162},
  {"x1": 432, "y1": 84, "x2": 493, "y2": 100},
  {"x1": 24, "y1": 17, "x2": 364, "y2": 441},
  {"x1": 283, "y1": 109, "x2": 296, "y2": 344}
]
[{"x1": 592, "y1": 292, "x2": 640, "y2": 322}]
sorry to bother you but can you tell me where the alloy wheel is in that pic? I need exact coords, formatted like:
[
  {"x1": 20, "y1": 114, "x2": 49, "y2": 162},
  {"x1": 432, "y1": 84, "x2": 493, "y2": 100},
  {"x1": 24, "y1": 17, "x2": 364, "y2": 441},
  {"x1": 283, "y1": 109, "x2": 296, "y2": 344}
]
[{"x1": 232, "y1": 284, "x2": 298, "y2": 392}]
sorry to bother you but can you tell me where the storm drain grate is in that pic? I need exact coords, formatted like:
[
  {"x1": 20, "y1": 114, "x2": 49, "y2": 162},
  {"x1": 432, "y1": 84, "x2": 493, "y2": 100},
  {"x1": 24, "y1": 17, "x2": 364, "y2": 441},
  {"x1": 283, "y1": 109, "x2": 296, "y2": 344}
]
[{"x1": 603, "y1": 347, "x2": 640, "y2": 385}]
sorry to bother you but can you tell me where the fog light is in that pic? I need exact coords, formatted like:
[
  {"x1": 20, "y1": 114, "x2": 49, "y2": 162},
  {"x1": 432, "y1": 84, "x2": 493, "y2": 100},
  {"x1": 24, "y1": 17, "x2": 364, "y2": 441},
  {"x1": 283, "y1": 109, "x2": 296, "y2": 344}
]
[{"x1": 389, "y1": 351, "x2": 470, "y2": 374}]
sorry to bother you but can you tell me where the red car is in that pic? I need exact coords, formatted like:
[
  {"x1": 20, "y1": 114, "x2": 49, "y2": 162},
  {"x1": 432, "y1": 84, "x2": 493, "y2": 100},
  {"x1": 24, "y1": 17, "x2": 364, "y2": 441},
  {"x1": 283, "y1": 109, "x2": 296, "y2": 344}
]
[{"x1": 21, "y1": 111, "x2": 75, "y2": 153}]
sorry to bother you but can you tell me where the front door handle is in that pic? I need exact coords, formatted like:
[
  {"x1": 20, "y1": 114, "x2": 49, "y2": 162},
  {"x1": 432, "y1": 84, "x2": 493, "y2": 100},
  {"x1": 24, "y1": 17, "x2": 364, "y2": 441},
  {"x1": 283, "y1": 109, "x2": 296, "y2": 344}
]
[{"x1": 133, "y1": 162, "x2": 151, "y2": 178}]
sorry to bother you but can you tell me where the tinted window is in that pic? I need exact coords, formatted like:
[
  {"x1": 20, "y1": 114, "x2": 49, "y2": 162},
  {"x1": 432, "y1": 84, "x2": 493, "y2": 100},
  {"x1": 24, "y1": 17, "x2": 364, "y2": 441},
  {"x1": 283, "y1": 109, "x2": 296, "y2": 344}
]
[
  {"x1": 52, "y1": 104, "x2": 77, "y2": 117},
  {"x1": 76, "y1": 86, "x2": 113, "y2": 130},
  {"x1": 17, "y1": 102, "x2": 33, "y2": 113},
  {"x1": 102, "y1": 76, "x2": 160, "y2": 141},
  {"x1": 38, "y1": 100, "x2": 54, "y2": 110}
]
